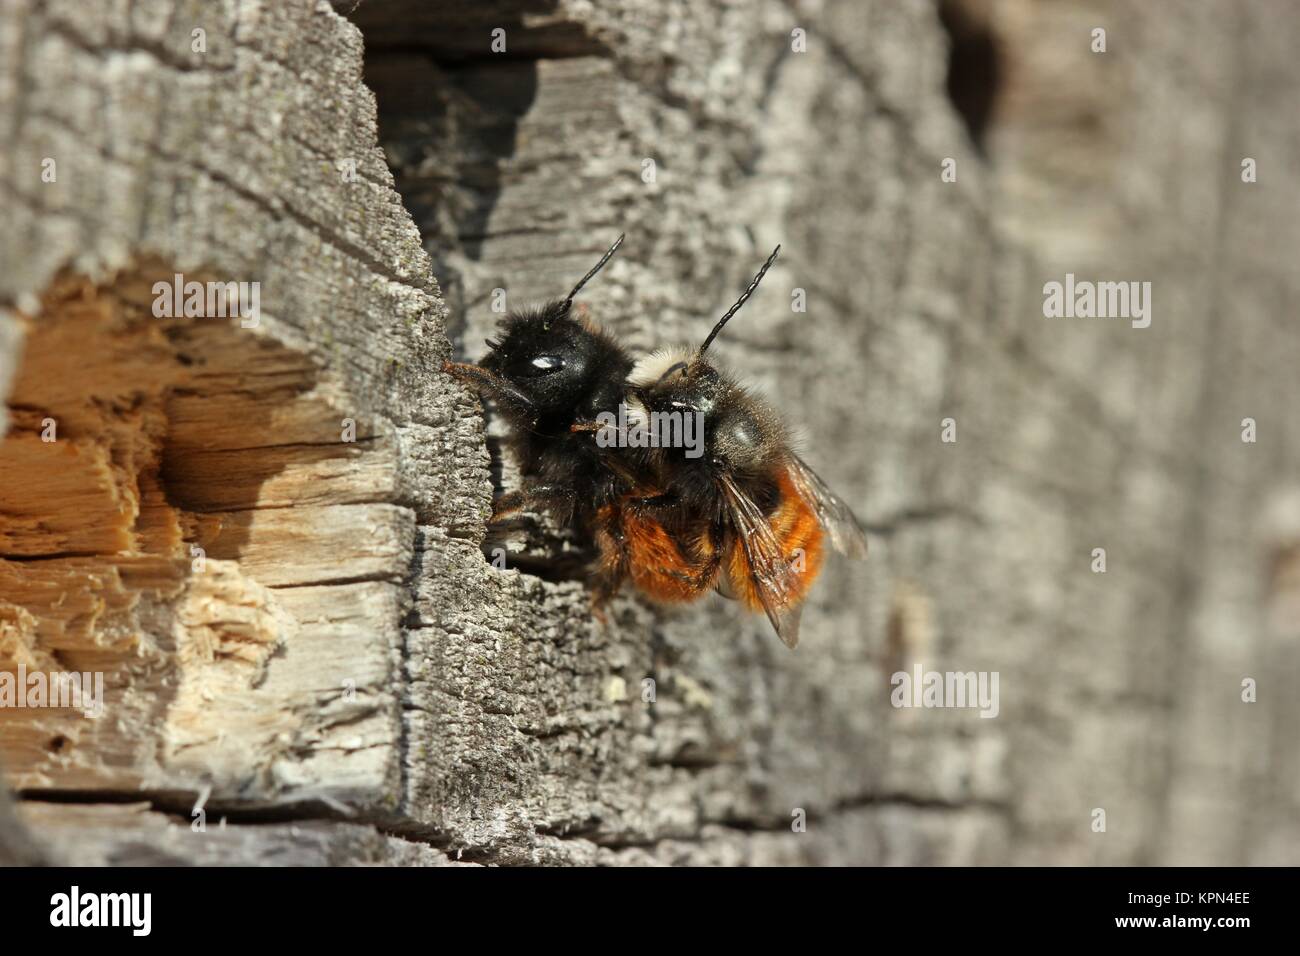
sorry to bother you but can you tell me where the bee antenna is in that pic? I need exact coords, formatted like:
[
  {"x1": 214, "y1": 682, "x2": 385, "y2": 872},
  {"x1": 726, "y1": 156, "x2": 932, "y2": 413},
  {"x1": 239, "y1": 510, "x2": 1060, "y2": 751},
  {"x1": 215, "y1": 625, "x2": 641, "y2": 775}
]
[
  {"x1": 698, "y1": 244, "x2": 781, "y2": 357},
  {"x1": 562, "y1": 233, "x2": 625, "y2": 312}
]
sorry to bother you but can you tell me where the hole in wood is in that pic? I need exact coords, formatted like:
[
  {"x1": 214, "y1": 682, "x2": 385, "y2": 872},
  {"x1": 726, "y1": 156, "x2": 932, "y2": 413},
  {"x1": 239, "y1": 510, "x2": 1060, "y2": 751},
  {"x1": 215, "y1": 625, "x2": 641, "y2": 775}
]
[{"x1": 0, "y1": 261, "x2": 400, "y2": 799}]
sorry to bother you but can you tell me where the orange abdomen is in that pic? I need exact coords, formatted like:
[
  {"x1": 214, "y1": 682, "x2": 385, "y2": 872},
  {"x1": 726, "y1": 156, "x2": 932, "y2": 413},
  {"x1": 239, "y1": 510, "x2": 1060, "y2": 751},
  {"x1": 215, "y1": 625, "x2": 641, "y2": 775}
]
[
  {"x1": 725, "y1": 467, "x2": 825, "y2": 613},
  {"x1": 598, "y1": 505, "x2": 719, "y2": 603}
]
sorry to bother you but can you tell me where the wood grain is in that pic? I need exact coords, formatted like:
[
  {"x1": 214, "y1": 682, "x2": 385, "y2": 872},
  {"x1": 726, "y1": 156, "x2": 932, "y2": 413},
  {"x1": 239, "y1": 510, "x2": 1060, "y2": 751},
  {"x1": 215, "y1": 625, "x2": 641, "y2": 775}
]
[{"x1": 0, "y1": 0, "x2": 1296, "y2": 865}]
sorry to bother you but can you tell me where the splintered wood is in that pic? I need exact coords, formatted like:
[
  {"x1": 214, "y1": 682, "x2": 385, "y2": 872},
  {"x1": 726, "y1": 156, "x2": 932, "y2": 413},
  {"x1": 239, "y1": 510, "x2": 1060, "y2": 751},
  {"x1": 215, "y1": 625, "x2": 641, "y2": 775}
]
[{"x1": 0, "y1": 266, "x2": 404, "y2": 803}]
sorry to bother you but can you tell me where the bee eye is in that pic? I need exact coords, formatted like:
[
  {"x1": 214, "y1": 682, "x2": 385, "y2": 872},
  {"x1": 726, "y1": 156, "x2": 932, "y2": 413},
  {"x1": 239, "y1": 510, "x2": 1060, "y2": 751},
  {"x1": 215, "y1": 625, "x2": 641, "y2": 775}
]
[{"x1": 526, "y1": 354, "x2": 566, "y2": 374}]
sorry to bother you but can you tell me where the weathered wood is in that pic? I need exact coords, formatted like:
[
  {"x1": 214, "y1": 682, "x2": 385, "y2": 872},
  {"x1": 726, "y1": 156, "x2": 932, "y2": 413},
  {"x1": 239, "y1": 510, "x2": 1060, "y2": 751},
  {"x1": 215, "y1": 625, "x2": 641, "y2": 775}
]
[
  {"x1": 13, "y1": 800, "x2": 463, "y2": 866},
  {"x1": 0, "y1": 0, "x2": 1298, "y2": 866},
  {"x1": 0, "y1": 0, "x2": 450, "y2": 838}
]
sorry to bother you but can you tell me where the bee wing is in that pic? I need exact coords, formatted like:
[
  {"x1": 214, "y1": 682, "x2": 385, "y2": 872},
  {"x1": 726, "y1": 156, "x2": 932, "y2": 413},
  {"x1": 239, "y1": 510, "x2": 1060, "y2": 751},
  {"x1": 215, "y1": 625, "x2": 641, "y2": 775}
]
[
  {"x1": 787, "y1": 454, "x2": 869, "y2": 559},
  {"x1": 717, "y1": 473, "x2": 804, "y2": 649},
  {"x1": 768, "y1": 602, "x2": 804, "y2": 650}
]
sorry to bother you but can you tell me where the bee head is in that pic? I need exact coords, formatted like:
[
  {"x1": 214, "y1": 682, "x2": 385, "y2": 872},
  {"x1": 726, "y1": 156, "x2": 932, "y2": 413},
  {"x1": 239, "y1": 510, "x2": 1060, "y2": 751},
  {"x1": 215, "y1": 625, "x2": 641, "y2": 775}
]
[
  {"x1": 630, "y1": 351, "x2": 780, "y2": 474},
  {"x1": 626, "y1": 244, "x2": 783, "y2": 472},
  {"x1": 629, "y1": 349, "x2": 721, "y2": 415},
  {"x1": 447, "y1": 235, "x2": 628, "y2": 428},
  {"x1": 481, "y1": 308, "x2": 627, "y2": 423}
]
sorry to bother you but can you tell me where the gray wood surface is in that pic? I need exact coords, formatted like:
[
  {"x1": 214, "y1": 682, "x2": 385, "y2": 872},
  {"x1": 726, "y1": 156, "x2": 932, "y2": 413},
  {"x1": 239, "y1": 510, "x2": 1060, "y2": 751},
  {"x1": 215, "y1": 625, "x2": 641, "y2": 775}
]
[{"x1": 0, "y1": 0, "x2": 1296, "y2": 865}]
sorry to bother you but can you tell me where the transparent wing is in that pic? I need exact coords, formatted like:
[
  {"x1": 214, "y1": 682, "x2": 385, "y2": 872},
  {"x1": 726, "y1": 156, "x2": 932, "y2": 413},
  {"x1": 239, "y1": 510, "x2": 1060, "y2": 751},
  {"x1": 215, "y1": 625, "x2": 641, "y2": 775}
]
[
  {"x1": 787, "y1": 454, "x2": 869, "y2": 559},
  {"x1": 718, "y1": 473, "x2": 804, "y2": 649}
]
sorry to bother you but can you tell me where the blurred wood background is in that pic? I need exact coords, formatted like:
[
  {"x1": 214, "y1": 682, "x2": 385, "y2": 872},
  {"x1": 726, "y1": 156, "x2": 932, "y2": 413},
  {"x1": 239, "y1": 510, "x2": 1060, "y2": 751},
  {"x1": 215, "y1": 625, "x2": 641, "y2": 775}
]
[{"x1": 0, "y1": 0, "x2": 1297, "y2": 865}]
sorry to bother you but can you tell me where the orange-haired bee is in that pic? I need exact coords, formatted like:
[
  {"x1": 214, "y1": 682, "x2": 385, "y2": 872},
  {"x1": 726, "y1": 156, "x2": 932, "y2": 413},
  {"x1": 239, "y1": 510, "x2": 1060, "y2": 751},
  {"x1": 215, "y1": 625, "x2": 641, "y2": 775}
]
[
  {"x1": 591, "y1": 246, "x2": 868, "y2": 647},
  {"x1": 446, "y1": 237, "x2": 866, "y2": 647}
]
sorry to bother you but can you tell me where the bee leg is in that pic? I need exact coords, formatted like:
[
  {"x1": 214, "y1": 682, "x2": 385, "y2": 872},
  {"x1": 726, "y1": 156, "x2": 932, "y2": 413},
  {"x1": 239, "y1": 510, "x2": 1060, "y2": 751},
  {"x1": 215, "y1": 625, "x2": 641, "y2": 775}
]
[
  {"x1": 669, "y1": 546, "x2": 722, "y2": 593},
  {"x1": 590, "y1": 559, "x2": 625, "y2": 607},
  {"x1": 587, "y1": 524, "x2": 628, "y2": 625},
  {"x1": 489, "y1": 484, "x2": 570, "y2": 523},
  {"x1": 627, "y1": 491, "x2": 679, "y2": 514},
  {"x1": 442, "y1": 361, "x2": 537, "y2": 413},
  {"x1": 589, "y1": 586, "x2": 614, "y2": 627},
  {"x1": 588, "y1": 568, "x2": 623, "y2": 628},
  {"x1": 490, "y1": 490, "x2": 528, "y2": 523}
]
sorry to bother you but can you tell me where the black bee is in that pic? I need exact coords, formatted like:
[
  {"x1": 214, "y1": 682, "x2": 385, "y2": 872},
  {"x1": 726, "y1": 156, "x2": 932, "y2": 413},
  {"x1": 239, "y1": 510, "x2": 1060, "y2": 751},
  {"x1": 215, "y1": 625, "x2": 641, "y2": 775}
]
[
  {"x1": 442, "y1": 235, "x2": 639, "y2": 531},
  {"x1": 447, "y1": 238, "x2": 867, "y2": 647}
]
